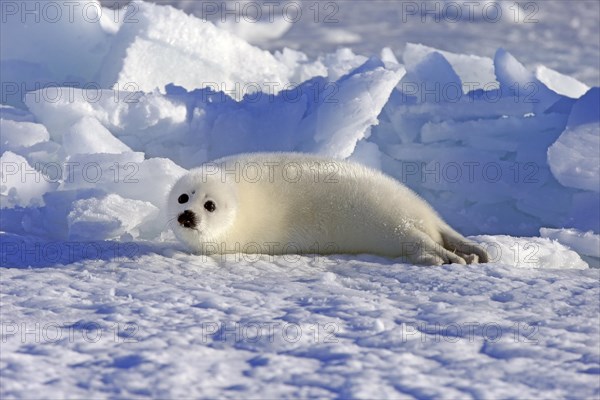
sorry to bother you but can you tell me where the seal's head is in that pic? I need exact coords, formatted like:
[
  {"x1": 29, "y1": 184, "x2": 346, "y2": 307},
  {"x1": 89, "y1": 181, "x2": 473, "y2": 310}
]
[{"x1": 168, "y1": 168, "x2": 237, "y2": 252}]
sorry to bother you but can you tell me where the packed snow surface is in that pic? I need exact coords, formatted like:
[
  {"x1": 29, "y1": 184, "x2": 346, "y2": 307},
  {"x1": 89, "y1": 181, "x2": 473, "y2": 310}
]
[
  {"x1": 2, "y1": 251, "x2": 599, "y2": 398},
  {"x1": 1, "y1": 1, "x2": 599, "y2": 398}
]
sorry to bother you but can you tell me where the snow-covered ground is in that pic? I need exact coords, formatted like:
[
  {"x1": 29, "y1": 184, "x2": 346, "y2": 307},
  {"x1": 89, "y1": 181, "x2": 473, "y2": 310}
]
[
  {"x1": 2, "y1": 250, "x2": 599, "y2": 398},
  {"x1": 1, "y1": 0, "x2": 599, "y2": 398}
]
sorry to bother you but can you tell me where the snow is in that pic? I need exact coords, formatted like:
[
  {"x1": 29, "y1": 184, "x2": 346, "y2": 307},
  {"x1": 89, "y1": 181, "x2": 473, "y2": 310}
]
[
  {"x1": 217, "y1": 16, "x2": 293, "y2": 45},
  {"x1": 1, "y1": 0, "x2": 599, "y2": 397},
  {"x1": 67, "y1": 193, "x2": 159, "y2": 241},
  {"x1": 540, "y1": 227, "x2": 600, "y2": 268},
  {"x1": 548, "y1": 88, "x2": 600, "y2": 192},
  {"x1": 0, "y1": 118, "x2": 49, "y2": 151},
  {"x1": 96, "y1": 0, "x2": 316, "y2": 99},
  {"x1": 1, "y1": 252, "x2": 598, "y2": 398},
  {"x1": 0, "y1": 1, "x2": 116, "y2": 108},
  {"x1": 535, "y1": 65, "x2": 590, "y2": 99},
  {"x1": 403, "y1": 43, "x2": 497, "y2": 93},
  {"x1": 473, "y1": 234, "x2": 589, "y2": 270},
  {"x1": 63, "y1": 117, "x2": 133, "y2": 155}
]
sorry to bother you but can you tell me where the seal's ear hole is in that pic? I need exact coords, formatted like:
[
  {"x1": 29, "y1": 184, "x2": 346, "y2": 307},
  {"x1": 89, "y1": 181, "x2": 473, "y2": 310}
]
[
  {"x1": 204, "y1": 200, "x2": 216, "y2": 212},
  {"x1": 178, "y1": 194, "x2": 189, "y2": 204},
  {"x1": 191, "y1": 190, "x2": 196, "y2": 194}
]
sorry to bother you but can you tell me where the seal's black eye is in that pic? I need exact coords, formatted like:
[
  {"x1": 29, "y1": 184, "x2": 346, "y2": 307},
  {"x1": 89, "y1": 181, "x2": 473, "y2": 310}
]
[
  {"x1": 178, "y1": 194, "x2": 189, "y2": 204},
  {"x1": 204, "y1": 200, "x2": 216, "y2": 212}
]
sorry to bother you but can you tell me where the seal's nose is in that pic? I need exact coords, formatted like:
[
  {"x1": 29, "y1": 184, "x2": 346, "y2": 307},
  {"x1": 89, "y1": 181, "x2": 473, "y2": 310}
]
[{"x1": 178, "y1": 210, "x2": 197, "y2": 229}]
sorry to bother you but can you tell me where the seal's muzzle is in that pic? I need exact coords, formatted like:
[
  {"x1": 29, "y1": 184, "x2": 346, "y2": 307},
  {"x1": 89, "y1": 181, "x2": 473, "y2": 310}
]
[{"x1": 178, "y1": 210, "x2": 197, "y2": 229}]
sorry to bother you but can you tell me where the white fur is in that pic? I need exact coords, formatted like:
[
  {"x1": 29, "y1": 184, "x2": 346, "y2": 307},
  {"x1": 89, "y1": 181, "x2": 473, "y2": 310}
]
[{"x1": 167, "y1": 153, "x2": 489, "y2": 265}]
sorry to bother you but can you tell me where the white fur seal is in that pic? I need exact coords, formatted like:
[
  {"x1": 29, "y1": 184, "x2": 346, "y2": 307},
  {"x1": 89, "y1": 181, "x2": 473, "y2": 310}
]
[{"x1": 167, "y1": 153, "x2": 489, "y2": 265}]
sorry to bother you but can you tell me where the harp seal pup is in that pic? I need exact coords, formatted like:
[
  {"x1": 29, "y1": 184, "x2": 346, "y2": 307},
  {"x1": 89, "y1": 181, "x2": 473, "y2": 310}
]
[{"x1": 167, "y1": 152, "x2": 489, "y2": 265}]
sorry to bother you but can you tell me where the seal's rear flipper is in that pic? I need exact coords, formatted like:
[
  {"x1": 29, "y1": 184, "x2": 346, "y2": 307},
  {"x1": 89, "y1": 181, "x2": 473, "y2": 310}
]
[{"x1": 440, "y1": 226, "x2": 489, "y2": 264}]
